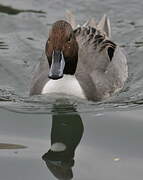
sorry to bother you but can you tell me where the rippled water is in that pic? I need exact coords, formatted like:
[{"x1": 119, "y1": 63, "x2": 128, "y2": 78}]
[{"x1": 0, "y1": 0, "x2": 143, "y2": 180}]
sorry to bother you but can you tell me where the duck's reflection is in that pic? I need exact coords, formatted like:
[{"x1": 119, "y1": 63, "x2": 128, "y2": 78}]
[{"x1": 42, "y1": 104, "x2": 84, "y2": 180}]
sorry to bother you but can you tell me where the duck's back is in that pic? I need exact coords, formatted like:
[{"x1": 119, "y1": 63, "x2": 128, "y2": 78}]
[{"x1": 74, "y1": 22, "x2": 128, "y2": 100}]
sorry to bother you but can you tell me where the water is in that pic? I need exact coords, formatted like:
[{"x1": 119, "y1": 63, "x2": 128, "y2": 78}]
[{"x1": 0, "y1": 0, "x2": 143, "y2": 179}]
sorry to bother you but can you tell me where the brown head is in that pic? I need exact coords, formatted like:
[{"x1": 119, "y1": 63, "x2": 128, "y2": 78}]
[{"x1": 45, "y1": 20, "x2": 78, "y2": 80}]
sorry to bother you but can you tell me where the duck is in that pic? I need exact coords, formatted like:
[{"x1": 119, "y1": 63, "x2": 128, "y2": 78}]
[{"x1": 30, "y1": 12, "x2": 128, "y2": 101}]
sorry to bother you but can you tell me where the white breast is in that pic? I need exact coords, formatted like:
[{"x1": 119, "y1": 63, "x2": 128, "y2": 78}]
[{"x1": 41, "y1": 75, "x2": 86, "y2": 99}]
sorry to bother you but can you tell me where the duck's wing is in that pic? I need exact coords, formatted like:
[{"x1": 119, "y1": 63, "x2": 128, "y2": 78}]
[
  {"x1": 65, "y1": 10, "x2": 77, "y2": 29},
  {"x1": 89, "y1": 46, "x2": 128, "y2": 99},
  {"x1": 97, "y1": 14, "x2": 111, "y2": 38},
  {"x1": 74, "y1": 14, "x2": 113, "y2": 73},
  {"x1": 29, "y1": 52, "x2": 49, "y2": 95},
  {"x1": 75, "y1": 22, "x2": 128, "y2": 99}
]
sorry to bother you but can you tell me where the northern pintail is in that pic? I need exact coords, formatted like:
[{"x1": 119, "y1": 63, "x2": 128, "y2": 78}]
[{"x1": 30, "y1": 12, "x2": 128, "y2": 101}]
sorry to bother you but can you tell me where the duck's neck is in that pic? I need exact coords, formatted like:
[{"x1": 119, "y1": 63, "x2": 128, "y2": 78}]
[
  {"x1": 41, "y1": 75, "x2": 86, "y2": 99},
  {"x1": 63, "y1": 57, "x2": 78, "y2": 75}
]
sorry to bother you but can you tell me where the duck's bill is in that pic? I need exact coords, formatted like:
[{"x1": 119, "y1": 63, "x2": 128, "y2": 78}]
[{"x1": 48, "y1": 51, "x2": 65, "y2": 80}]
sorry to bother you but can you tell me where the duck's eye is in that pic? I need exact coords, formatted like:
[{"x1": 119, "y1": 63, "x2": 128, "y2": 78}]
[
  {"x1": 67, "y1": 34, "x2": 72, "y2": 42},
  {"x1": 67, "y1": 37, "x2": 71, "y2": 42}
]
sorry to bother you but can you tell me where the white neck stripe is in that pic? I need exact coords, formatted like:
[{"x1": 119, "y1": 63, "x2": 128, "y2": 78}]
[{"x1": 42, "y1": 75, "x2": 86, "y2": 99}]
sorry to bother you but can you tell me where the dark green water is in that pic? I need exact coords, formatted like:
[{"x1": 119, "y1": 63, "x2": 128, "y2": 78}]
[{"x1": 0, "y1": 0, "x2": 143, "y2": 179}]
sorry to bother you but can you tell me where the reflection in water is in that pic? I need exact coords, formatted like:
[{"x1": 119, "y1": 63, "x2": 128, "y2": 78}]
[{"x1": 42, "y1": 104, "x2": 84, "y2": 180}]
